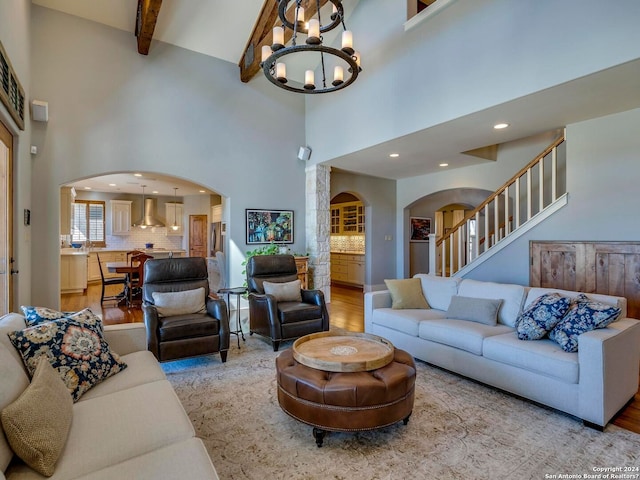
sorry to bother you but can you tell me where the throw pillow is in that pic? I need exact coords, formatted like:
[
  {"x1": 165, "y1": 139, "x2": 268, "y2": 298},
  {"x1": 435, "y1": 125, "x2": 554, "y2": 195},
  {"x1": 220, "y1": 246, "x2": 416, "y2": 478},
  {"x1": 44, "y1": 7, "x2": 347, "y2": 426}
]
[
  {"x1": 549, "y1": 294, "x2": 622, "y2": 353},
  {"x1": 152, "y1": 287, "x2": 207, "y2": 317},
  {"x1": 516, "y1": 293, "x2": 571, "y2": 340},
  {"x1": 20, "y1": 306, "x2": 103, "y2": 332},
  {"x1": 446, "y1": 295, "x2": 503, "y2": 326},
  {"x1": 8, "y1": 319, "x2": 127, "y2": 402},
  {"x1": 1, "y1": 356, "x2": 72, "y2": 477},
  {"x1": 263, "y1": 280, "x2": 302, "y2": 302},
  {"x1": 384, "y1": 278, "x2": 430, "y2": 309}
]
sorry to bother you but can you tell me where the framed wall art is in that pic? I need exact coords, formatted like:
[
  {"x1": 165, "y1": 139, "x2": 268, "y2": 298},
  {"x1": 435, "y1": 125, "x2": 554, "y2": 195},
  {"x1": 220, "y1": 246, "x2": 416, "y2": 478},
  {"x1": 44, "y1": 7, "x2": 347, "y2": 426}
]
[
  {"x1": 246, "y1": 209, "x2": 294, "y2": 244},
  {"x1": 410, "y1": 217, "x2": 431, "y2": 242}
]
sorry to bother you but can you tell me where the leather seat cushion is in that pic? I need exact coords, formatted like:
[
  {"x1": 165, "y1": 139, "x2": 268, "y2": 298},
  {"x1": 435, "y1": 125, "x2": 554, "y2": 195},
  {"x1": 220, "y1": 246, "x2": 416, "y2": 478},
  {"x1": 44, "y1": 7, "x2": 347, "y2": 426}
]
[
  {"x1": 277, "y1": 302, "x2": 323, "y2": 324},
  {"x1": 158, "y1": 314, "x2": 220, "y2": 341}
]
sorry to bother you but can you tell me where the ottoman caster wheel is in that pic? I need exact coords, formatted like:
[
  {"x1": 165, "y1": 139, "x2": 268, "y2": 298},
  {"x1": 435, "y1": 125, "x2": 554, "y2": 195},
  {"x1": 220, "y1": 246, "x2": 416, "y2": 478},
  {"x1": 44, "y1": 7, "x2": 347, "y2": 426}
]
[
  {"x1": 403, "y1": 413, "x2": 412, "y2": 425},
  {"x1": 312, "y1": 428, "x2": 326, "y2": 448}
]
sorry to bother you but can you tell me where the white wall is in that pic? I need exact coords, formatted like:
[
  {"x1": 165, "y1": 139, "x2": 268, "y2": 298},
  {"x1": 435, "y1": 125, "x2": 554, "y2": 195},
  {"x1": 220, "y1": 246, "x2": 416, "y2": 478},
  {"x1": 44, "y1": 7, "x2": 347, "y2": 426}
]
[
  {"x1": 306, "y1": 0, "x2": 640, "y2": 164},
  {"x1": 461, "y1": 108, "x2": 640, "y2": 285},
  {"x1": 29, "y1": 6, "x2": 306, "y2": 306},
  {"x1": 0, "y1": 0, "x2": 32, "y2": 309}
]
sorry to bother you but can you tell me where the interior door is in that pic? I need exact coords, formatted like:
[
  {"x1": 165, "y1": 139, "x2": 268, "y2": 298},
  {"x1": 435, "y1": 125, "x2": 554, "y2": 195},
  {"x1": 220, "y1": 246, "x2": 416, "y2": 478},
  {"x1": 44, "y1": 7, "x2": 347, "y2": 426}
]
[
  {"x1": 0, "y1": 120, "x2": 14, "y2": 314},
  {"x1": 189, "y1": 214, "x2": 208, "y2": 258}
]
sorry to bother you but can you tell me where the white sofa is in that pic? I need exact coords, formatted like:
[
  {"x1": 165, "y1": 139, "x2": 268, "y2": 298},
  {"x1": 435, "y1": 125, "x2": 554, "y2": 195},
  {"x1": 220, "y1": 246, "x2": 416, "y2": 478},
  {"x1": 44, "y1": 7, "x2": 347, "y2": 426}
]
[
  {"x1": 0, "y1": 313, "x2": 219, "y2": 480},
  {"x1": 365, "y1": 275, "x2": 640, "y2": 428}
]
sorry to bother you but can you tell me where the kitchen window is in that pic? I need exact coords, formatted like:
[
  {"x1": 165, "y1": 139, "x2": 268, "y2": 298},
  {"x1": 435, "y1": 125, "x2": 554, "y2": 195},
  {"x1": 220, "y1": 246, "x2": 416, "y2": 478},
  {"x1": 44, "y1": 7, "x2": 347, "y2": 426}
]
[{"x1": 71, "y1": 200, "x2": 106, "y2": 247}]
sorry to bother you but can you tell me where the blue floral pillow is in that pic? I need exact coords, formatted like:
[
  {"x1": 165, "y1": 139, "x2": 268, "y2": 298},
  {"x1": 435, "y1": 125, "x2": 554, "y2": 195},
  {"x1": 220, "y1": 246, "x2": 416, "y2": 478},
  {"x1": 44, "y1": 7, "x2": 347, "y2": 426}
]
[
  {"x1": 548, "y1": 294, "x2": 621, "y2": 353},
  {"x1": 21, "y1": 306, "x2": 103, "y2": 332},
  {"x1": 516, "y1": 293, "x2": 571, "y2": 340},
  {"x1": 8, "y1": 319, "x2": 127, "y2": 402}
]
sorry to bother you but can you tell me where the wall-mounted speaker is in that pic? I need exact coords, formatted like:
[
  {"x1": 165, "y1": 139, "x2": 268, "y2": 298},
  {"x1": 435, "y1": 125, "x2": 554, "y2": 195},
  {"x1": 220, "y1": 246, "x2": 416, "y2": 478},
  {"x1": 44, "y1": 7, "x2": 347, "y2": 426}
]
[
  {"x1": 298, "y1": 146, "x2": 312, "y2": 161},
  {"x1": 31, "y1": 100, "x2": 49, "y2": 122}
]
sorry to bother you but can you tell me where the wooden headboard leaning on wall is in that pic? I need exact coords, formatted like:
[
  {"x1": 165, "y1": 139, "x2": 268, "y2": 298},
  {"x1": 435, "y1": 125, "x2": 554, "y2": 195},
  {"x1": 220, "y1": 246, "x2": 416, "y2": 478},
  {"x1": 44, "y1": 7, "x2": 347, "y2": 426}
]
[{"x1": 530, "y1": 241, "x2": 640, "y2": 319}]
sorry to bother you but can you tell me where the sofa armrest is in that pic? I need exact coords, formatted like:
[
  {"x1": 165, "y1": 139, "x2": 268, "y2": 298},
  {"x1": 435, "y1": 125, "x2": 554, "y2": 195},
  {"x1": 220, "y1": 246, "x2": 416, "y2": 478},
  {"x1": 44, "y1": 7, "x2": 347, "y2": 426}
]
[
  {"x1": 578, "y1": 317, "x2": 640, "y2": 426},
  {"x1": 104, "y1": 323, "x2": 148, "y2": 356},
  {"x1": 364, "y1": 290, "x2": 392, "y2": 333}
]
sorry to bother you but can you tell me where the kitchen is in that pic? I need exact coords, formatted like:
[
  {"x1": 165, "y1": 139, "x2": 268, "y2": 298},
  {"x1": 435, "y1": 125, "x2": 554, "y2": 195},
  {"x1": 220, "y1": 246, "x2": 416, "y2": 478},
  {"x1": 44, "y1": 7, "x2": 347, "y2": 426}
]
[
  {"x1": 60, "y1": 173, "x2": 224, "y2": 295},
  {"x1": 330, "y1": 193, "x2": 365, "y2": 287}
]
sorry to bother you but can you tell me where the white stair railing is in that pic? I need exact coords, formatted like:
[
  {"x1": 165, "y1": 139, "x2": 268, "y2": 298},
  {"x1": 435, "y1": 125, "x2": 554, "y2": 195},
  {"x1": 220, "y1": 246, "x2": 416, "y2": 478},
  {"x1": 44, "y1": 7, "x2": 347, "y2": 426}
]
[{"x1": 431, "y1": 134, "x2": 566, "y2": 277}]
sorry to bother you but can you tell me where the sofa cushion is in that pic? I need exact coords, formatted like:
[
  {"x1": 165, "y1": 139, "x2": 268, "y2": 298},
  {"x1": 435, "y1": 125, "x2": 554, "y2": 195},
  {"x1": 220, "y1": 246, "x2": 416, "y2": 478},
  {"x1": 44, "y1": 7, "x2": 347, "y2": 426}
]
[
  {"x1": 77, "y1": 351, "x2": 166, "y2": 402},
  {"x1": 20, "y1": 307, "x2": 102, "y2": 332},
  {"x1": 263, "y1": 280, "x2": 302, "y2": 302},
  {"x1": 457, "y1": 279, "x2": 527, "y2": 327},
  {"x1": 1, "y1": 357, "x2": 72, "y2": 477},
  {"x1": 372, "y1": 308, "x2": 447, "y2": 337},
  {"x1": 524, "y1": 287, "x2": 627, "y2": 318},
  {"x1": 446, "y1": 295, "x2": 502, "y2": 326},
  {"x1": 0, "y1": 314, "x2": 31, "y2": 472},
  {"x1": 549, "y1": 294, "x2": 621, "y2": 353},
  {"x1": 152, "y1": 288, "x2": 206, "y2": 317},
  {"x1": 8, "y1": 319, "x2": 127, "y2": 402},
  {"x1": 72, "y1": 438, "x2": 219, "y2": 480},
  {"x1": 413, "y1": 274, "x2": 461, "y2": 311},
  {"x1": 384, "y1": 278, "x2": 430, "y2": 309},
  {"x1": 419, "y1": 319, "x2": 513, "y2": 355},
  {"x1": 4, "y1": 380, "x2": 196, "y2": 480},
  {"x1": 483, "y1": 332, "x2": 579, "y2": 384},
  {"x1": 516, "y1": 293, "x2": 572, "y2": 340}
]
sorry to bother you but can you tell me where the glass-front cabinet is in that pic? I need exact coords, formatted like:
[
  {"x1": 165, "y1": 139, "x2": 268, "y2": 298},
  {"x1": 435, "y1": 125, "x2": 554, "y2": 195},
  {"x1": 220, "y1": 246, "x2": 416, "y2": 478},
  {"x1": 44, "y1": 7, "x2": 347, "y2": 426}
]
[{"x1": 338, "y1": 202, "x2": 364, "y2": 235}]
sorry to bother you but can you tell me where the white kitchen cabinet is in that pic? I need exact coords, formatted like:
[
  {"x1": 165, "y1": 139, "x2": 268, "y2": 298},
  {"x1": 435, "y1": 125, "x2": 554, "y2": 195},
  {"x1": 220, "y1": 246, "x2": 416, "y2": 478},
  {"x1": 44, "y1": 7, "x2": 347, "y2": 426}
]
[
  {"x1": 110, "y1": 200, "x2": 132, "y2": 235},
  {"x1": 61, "y1": 254, "x2": 88, "y2": 293},
  {"x1": 165, "y1": 203, "x2": 184, "y2": 236},
  {"x1": 211, "y1": 204, "x2": 222, "y2": 223},
  {"x1": 331, "y1": 253, "x2": 364, "y2": 286}
]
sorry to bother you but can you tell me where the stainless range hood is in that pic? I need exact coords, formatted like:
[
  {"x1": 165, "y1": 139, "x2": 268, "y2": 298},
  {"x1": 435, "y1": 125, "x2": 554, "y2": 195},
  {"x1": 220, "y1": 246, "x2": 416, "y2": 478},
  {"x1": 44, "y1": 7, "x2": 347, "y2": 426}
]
[{"x1": 133, "y1": 198, "x2": 165, "y2": 228}]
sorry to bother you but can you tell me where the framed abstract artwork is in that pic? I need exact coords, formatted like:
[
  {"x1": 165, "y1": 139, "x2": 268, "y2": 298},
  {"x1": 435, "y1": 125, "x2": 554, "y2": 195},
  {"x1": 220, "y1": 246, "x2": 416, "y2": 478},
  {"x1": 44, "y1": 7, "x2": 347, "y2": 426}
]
[
  {"x1": 410, "y1": 217, "x2": 431, "y2": 242},
  {"x1": 246, "y1": 209, "x2": 294, "y2": 244}
]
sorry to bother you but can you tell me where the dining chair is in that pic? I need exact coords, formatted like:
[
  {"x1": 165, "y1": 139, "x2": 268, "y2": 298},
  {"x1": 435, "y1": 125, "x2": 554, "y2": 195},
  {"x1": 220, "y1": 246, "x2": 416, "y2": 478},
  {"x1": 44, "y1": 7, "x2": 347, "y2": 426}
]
[
  {"x1": 96, "y1": 253, "x2": 126, "y2": 305},
  {"x1": 127, "y1": 253, "x2": 153, "y2": 306}
]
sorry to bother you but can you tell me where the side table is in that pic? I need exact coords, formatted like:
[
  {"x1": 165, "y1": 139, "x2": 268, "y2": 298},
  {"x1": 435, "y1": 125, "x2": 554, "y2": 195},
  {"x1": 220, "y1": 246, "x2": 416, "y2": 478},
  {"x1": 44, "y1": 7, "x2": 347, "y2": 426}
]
[{"x1": 219, "y1": 287, "x2": 247, "y2": 348}]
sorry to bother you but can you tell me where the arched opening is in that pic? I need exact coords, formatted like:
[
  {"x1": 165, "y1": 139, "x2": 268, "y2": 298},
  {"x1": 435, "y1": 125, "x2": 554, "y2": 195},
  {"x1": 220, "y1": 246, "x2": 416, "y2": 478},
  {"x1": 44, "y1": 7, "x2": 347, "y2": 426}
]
[{"x1": 59, "y1": 171, "x2": 225, "y2": 323}]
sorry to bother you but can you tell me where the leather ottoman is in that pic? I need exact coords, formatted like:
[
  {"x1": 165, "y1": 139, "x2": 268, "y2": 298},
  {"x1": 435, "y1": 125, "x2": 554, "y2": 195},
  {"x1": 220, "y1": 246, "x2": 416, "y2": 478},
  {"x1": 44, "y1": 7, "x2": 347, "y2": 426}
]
[{"x1": 275, "y1": 347, "x2": 416, "y2": 446}]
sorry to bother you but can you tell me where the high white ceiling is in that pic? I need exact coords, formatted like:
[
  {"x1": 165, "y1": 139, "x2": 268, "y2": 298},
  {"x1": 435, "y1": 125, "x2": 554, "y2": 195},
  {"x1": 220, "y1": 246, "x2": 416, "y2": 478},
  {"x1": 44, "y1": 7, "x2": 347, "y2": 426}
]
[{"x1": 33, "y1": 0, "x2": 640, "y2": 187}]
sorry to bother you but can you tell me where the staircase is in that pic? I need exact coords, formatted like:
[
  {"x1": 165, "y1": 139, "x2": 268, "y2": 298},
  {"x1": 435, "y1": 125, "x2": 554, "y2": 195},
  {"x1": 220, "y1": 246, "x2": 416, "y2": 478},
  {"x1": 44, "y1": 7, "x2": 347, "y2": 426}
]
[{"x1": 429, "y1": 134, "x2": 567, "y2": 277}]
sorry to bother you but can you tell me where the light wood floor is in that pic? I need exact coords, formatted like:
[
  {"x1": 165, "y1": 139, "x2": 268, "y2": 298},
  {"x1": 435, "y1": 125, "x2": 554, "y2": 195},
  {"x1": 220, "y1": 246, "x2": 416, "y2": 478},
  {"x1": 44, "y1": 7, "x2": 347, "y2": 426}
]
[{"x1": 62, "y1": 282, "x2": 639, "y2": 434}]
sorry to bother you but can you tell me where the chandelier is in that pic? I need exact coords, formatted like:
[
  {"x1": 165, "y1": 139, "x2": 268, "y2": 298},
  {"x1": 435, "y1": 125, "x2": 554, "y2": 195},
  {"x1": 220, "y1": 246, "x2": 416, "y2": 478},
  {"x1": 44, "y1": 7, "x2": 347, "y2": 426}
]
[{"x1": 261, "y1": 0, "x2": 361, "y2": 94}]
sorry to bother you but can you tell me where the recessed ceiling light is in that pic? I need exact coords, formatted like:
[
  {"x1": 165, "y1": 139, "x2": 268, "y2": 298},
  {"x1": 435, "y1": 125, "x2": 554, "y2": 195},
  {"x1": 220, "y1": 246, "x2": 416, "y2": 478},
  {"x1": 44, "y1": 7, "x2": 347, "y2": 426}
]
[
  {"x1": 199, "y1": 190, "x2": 206, "y2": 193},
  {"x1": 439, "y1": 163, "x2": 449, "y2": 167},
  {"x1": 389, "y1": 153, "x2": 399, "y2": 158},
  {"x1": 152, "y1": 190, "x2": 159, "y2": 194},
  {"x1": 109, "y1": 183, "x2": 116, "y2": 187},
  {"x1": 494, "y1": 123, "x2": 509, "y2": 130},
  {"x1": 84, "y1": 186, "x2": 91, "y2": 190},
  {"x1": 134, "y1": 173, "x2": 142, "y2": 177}
]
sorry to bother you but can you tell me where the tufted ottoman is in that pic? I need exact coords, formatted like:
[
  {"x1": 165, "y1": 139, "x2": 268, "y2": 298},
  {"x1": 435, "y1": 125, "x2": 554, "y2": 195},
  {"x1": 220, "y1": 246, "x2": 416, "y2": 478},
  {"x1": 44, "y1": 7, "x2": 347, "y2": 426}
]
[{"x1": 275, "y1": 347, "x2": 416, "y2": 446}]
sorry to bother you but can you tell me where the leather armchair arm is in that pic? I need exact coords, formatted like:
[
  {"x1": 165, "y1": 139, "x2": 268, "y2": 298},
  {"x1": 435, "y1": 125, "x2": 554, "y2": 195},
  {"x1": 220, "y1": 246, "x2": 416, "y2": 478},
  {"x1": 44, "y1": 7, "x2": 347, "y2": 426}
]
[
  {"x1": 301, "y1": 289, "x2": 330, "y2": 331},
  {"x1": 206, "y1": 296, "x2": 230, "y2": 351},
  {"x1": 141, "y1": 303, "x2": 160, "y2": 359},
  {"x1": 249, "y1": 292, "x2": 281, "y2": 341}
]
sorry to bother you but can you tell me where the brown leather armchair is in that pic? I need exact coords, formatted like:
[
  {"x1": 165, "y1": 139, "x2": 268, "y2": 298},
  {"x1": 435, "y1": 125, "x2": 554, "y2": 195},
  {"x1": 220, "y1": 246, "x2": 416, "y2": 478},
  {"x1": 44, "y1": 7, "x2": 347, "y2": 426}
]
[
  {"x1": 247, "y1": 254, "x2": 329, "y2": 351},
  {"x1": 142, "y1": 257, "x2": 230, "y2": 363}
]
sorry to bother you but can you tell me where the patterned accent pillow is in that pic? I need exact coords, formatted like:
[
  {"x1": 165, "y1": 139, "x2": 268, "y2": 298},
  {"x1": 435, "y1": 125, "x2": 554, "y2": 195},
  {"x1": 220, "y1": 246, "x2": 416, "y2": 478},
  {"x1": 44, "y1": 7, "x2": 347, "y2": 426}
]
[
  {"x1": 516, "y1": 293, "x2": 571, "y2": 340},
  {"x1": 548, "y1": 294, "x2": 621, "y2": 353},
  {"x1": 8, "y1": 319, "x2": 127, "y2": 402},
  {"x1": 21, "y1": 306, "x2": 103, "y2": 332}
]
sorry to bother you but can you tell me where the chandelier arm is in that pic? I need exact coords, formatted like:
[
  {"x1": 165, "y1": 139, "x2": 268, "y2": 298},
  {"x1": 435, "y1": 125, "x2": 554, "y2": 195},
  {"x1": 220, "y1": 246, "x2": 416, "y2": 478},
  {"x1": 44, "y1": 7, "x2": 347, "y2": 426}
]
[{"x1": 320, "y1": 49, "x2": 327, "y2": 89}]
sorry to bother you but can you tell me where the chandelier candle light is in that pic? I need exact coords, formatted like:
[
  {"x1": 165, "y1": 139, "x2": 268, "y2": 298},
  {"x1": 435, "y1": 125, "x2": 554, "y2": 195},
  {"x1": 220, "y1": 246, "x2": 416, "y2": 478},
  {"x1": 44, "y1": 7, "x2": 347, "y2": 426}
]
[{"x1": 261, "y1": 0, "x2": 362, "y2": 94}]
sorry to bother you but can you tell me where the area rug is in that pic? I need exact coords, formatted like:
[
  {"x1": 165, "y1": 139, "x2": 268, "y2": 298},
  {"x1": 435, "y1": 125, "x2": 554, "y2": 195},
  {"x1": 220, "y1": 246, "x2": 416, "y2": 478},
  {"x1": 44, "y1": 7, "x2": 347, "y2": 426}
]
[{"x1": 162, "y1": 336, "x2": 640, "y2": 480}]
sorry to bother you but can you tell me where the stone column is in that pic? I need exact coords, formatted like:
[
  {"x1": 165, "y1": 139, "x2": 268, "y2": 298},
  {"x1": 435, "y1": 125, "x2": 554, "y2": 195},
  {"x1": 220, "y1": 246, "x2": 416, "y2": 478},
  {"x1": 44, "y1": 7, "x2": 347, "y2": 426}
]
[{"x1": 305, "y1": 164, "x2": 331, "y2": 302}]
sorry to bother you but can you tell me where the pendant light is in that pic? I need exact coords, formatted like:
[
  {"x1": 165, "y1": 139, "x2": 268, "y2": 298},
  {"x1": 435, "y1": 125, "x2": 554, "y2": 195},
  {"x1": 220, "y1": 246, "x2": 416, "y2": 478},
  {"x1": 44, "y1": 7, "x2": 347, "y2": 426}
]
[
  {"x1": 139, "y1": 185, "x2": 147, "y2": 229},
  {"x1": 171, "y1": 187, "x2": 179, "y2": 231}
]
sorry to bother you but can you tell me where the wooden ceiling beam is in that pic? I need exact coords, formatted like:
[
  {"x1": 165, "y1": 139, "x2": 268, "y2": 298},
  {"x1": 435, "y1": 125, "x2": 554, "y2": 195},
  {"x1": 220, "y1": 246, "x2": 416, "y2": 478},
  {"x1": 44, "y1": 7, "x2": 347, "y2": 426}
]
[
  {"x1": 136, "y1": 0, "x2": 163, "y2": 55},
  {"x1": 239, "y1": 0, "x2": 330, "y2": 83}
]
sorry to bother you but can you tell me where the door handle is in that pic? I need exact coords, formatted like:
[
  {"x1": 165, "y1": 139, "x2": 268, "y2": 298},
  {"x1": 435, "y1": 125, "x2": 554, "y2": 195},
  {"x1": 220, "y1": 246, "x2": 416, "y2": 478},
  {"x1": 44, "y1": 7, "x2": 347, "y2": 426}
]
[{"x1": 11, "y1": 269, "x2": 19, "y2": 275}]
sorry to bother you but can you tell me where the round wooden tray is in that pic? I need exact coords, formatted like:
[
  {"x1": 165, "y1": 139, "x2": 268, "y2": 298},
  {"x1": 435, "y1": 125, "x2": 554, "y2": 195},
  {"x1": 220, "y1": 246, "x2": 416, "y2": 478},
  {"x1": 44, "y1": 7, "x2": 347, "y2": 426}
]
[{"x1": 292, "y1": 332, "x2": 394, "y2": 372}]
